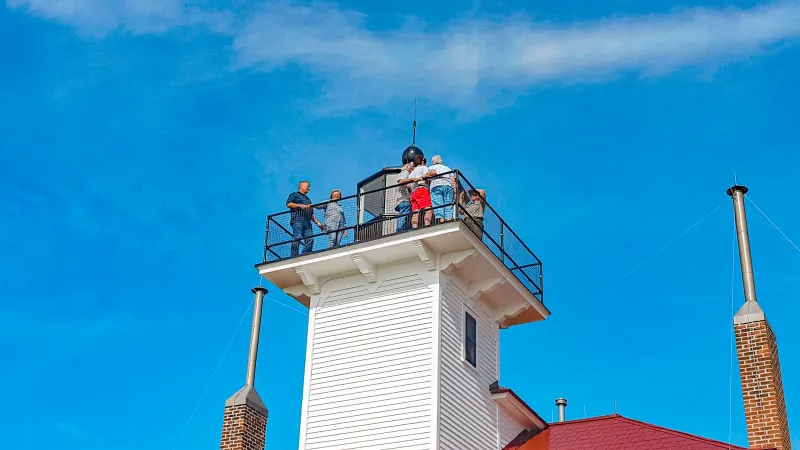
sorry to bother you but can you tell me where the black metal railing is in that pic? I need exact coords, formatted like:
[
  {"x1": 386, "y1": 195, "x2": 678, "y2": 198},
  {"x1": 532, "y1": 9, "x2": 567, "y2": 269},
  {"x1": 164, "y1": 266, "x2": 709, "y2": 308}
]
[{"x1": 262, "y1": 171, "x2": 543, "y2": 304}]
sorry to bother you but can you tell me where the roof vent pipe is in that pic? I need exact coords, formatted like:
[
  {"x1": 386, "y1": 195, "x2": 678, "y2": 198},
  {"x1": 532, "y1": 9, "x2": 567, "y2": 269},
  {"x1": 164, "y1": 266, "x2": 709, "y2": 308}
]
[{"x1": 555, "y1": 398, "x2": 567, "y2": 422}]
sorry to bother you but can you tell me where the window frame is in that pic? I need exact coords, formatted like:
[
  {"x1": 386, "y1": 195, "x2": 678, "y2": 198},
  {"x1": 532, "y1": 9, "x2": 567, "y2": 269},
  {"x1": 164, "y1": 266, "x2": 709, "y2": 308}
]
[{"x1": 464, "y1": 310, "x2": 477, "y2": 367}]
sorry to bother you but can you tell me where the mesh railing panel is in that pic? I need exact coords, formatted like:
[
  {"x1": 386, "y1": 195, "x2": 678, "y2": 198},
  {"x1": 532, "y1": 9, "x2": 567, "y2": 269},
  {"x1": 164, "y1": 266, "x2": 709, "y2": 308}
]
[
  {"x1": 265, "y1": 194, "x2": 359, "y2": 261},
  {"x1": 263, "y1": 170, "x2": 543, "y2": 304},
  {"x1": 455, "y1": 174, "x2": 543, "y2": 304}
]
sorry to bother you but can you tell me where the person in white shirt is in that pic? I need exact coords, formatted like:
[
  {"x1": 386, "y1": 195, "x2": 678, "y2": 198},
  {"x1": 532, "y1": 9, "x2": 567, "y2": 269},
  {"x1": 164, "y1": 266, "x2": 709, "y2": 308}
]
[
  {"x1": 395, "y1": 162, "x2": 414, "y2": 232},
  {"x1": 407, "y1": 154, "x2": 435, "y2": 228},
  {"x1": 426, "y1": 155, "x2": 456, "y2": 223}
]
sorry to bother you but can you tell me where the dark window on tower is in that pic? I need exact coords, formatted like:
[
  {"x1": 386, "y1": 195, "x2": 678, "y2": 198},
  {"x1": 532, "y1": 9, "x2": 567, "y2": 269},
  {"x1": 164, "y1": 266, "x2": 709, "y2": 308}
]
[{"x1": 465, "y1": 311, "x2": 477, "y2": 367}]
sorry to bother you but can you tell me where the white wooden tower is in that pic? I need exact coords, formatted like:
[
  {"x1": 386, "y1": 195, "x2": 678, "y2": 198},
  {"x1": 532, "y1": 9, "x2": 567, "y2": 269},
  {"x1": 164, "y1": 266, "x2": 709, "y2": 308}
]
[{"x1": 257, "y1": 219, "x2": 549, "y2": 449}]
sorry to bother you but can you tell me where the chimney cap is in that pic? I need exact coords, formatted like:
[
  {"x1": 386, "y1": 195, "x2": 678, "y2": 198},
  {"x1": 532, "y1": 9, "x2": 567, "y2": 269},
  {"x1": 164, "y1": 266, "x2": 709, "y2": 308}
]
[
  {"x1": 726, "y1": 185, "x2": 749, "y2": 196},
  {"x1": 555, "y1": 398, "x2": 567, "y2": 406}
]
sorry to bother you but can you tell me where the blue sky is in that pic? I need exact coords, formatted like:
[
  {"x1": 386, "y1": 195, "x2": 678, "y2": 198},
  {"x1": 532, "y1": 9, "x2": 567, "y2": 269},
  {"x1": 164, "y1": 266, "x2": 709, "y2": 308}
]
[{"x1": 1, "y1": 0, "x2": 799, "y2": 448}]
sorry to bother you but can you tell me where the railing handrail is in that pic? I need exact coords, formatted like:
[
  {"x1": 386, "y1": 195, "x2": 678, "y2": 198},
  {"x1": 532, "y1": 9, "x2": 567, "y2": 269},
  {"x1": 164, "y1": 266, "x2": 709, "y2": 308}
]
[{"x1": 262, "y1": 169, "x2": 543, "y2": 303}]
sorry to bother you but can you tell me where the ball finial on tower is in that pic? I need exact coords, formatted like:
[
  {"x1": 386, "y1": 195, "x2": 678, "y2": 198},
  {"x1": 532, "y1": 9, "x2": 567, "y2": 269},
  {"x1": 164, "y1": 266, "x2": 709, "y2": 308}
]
[{"x1": 402, "y1": 145, "x2": 424, "y2": 165}]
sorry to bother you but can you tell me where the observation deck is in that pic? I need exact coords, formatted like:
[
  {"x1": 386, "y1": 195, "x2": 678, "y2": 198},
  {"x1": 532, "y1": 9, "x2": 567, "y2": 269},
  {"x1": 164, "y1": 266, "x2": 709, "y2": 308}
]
[{"x1": 256, "y1": 170, "x2": 545, "y2": 321}]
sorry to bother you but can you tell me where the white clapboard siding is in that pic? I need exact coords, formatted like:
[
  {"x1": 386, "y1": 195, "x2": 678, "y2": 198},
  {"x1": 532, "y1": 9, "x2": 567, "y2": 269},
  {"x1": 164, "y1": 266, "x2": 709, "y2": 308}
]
[
  {"x1": 303, "y1": 273, "x2": 435, "y2": 450},
  {"x1": 438, "y1": 276, "x2": 500, "y2": 449},
  {"x1": 498, "y1": 408, "x2": 527, "y2": 448}
]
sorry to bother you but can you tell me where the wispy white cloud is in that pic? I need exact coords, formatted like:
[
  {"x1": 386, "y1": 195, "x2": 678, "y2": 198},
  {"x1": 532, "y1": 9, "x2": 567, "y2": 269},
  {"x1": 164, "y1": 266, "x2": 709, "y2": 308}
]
[
  {"x1": 232, "y1": 1, "x2": 800, "y2": 111},
  {"x1": 6, "y1": 0, "x2": 231, "y2": 35},
  {"x1": 7, "y1": 0, "x2": 800, "y2": 111}
]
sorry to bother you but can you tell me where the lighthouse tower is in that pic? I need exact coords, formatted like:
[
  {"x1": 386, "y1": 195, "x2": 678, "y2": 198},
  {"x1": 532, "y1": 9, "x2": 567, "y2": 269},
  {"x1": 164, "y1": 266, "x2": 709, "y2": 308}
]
[{"x1": 257, "y1": 150, "x2": 548, "y2": 449}]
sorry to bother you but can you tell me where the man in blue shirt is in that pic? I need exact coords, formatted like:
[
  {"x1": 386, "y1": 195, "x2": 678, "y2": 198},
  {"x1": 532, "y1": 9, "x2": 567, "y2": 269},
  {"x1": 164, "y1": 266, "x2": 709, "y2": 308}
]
[{"x1": 286, "y1": 181, "x2": 324, "y2": 257}]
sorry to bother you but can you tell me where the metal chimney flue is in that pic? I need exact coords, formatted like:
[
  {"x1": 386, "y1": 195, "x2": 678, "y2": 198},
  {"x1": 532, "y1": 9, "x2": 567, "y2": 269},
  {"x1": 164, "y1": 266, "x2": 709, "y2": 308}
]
[
  {"x1": 555, "y1": 398, "x2": 567, "y2": 422},
  {"x1": 219, "y1": 286, "x2": 269, "y2": 450},
  {"x1": 246, "y1": 286, "x2": 268, "y2": 386},
  {"x1": 727, "y1": 185, "x2": 758, "y2": 303}
]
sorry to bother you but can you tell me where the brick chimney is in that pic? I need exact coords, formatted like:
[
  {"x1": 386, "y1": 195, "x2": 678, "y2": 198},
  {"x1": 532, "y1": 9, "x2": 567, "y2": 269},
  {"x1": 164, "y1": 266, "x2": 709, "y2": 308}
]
[
  {"x1": 735, "y1": 303, "x2": 791, "y2": 449},
  {"x1": 220, "y1": 287, "x2": 269, "y2": 450},
  {"x1": 728, "y1": 185, "x2": 791, "y2": 450}
]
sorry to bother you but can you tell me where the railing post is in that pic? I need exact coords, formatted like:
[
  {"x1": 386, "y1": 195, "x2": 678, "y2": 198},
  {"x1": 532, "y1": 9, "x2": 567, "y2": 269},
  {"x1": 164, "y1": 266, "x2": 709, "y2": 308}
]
[
  {"x1": 356, "y1": 189, "x2": 362, "y2": 242},
  {"x1": 539, "y1": 270, "x2": 544, "y2": 305},
  {"x1": 453, "y1": 170, "x2": 460, "y2": 221},
  {"x1": 263, "y1": 216, "x2": 270, "y2": 263},
  {"x1": 356, "y1": 190, "x2": 362, "y2": 225},
  {"x1": 500, "y1": 223, "x2": 505, "y2": 263}
]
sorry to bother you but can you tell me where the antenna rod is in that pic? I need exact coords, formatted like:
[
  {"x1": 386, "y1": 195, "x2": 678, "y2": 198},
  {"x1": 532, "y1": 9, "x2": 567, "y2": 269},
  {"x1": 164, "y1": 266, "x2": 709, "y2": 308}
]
[
  {"x1": 246, "y1": 286, "x2": 268, "y2": 386},
  {"x1": 727, "y1": 185, "x2": 757, "y2": 303},
  {"x1": 412, "y1": 98, "x2": 417, "y2": 145}
]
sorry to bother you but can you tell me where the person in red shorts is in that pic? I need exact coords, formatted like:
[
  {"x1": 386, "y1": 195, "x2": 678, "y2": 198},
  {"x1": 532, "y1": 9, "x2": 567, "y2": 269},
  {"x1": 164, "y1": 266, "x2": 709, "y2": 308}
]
[{"x1": 408, "y1": 154, "x2": 434, "y2": 228}]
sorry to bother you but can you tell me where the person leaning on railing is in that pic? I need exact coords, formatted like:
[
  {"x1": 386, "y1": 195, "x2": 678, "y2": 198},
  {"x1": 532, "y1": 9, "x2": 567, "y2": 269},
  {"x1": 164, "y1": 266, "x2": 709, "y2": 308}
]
[
  {"x1": 427, "y1": 155, "x2": 456, "y2": 224},
  {"x1": 286, "y1": 181, "x2": 325, "y2": 257},
  {"x1": 460, "y1": 188, "x2": 487, "y2": 239},
  {"x1": 407, "y1": 154, "x2": 436, "y2": 228},
  {"x1": 322, "y1": 189, "x2": 347, "y2": 249},
  {"x1": 395, "y1": 161, "x2": 414, "y2": 233}
]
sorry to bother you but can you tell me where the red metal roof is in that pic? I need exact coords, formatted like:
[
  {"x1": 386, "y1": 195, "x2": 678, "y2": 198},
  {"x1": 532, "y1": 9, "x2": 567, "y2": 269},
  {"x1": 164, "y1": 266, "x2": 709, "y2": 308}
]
[{"x1": 507, "y1": 414, "x2": 753, "y2": 450}]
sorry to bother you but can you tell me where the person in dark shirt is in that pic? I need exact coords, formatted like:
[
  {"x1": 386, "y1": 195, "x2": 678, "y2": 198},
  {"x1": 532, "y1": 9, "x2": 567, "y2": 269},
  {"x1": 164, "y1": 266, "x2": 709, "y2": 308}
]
[{"x1": 286, "y1": 181, "x2": 324, "y2": 257}]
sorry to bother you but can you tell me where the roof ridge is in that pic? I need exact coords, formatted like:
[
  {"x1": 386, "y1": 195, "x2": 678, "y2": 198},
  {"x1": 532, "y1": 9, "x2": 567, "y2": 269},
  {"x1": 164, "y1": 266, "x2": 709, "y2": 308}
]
[
  {"x1": 614, "y1": 415, "x2": 747, "y2": 449},
  {"x1": 548, "y1": 414, "x2": 620, "y2": 426}
]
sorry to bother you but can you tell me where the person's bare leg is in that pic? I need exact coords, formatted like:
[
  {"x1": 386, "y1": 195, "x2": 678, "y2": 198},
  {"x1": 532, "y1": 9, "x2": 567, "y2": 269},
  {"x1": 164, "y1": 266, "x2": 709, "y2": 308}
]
[
  {"x1": 424, "y1": 209, "x2": 433, "y2": 226},
  {"x1": 411, "y1": 210, "x2": 420, "y2": 228}
]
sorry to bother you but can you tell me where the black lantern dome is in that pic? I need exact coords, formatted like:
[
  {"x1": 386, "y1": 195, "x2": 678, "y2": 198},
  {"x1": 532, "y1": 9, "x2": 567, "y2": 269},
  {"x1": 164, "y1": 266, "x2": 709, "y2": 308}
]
[{"x1": 402, "y1": 145, "x2": 424, "y2": 165}]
